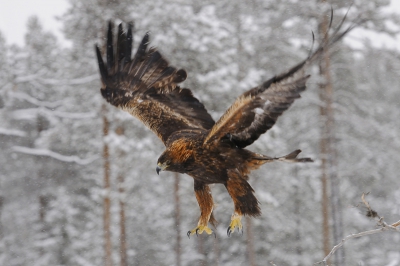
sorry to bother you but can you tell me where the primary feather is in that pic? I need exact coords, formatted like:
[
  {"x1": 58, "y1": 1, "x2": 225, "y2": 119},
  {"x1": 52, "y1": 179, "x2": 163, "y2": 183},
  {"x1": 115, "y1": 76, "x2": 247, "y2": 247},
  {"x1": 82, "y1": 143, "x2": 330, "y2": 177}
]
[{"x1": 96, "y1": 22, "x2": 214, "y2": 144}]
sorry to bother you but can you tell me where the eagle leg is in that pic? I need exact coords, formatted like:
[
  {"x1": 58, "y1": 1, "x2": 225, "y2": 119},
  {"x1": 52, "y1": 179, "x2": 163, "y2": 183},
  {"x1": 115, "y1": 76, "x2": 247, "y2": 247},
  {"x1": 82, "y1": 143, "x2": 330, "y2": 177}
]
[
  {"x1": 187, "y1": 181, "x2": 216, "y2": 238},
  {"x1": 225, "y1": 169, "x2": 261, "y2": 236}
]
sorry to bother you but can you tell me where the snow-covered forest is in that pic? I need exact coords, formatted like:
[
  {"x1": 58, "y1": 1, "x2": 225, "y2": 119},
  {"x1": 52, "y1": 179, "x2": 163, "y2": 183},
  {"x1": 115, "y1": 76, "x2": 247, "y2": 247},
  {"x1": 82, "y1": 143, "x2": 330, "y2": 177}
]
[{"x1": 1, "y1": 0, "x2": 400, "y2": 265}]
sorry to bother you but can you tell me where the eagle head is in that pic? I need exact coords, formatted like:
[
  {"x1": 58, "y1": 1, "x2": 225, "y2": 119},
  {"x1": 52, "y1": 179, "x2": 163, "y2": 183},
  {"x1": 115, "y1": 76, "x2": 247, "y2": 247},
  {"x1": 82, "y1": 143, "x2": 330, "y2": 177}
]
[
  {"x1": 156, "y1": 152, "x2": 172, "y2": 175},
  {"x1": 156, "y1": 145, "x2": 194, "y2": 175}
]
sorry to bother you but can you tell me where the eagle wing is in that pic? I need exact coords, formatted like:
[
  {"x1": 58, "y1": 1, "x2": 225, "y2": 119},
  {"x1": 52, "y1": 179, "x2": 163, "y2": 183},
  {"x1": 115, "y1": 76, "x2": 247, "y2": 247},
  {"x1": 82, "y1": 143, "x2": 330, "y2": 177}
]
[
  {"x1": 203, "y1": 61, "x2": 310, "y2": 148},
  {"x1": 96, "y1": 22, "x2": 214, "y2": 144},
  {"x1": 204, "y1": 25, "x2": 351, "y2": 148}
]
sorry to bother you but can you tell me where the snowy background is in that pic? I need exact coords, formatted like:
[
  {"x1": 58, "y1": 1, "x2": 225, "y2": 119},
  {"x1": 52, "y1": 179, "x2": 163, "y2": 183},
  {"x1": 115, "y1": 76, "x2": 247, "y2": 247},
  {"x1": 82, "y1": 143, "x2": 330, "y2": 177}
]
[{"x1": 0, "y1": 0, "x2": 400, "y2": 265}]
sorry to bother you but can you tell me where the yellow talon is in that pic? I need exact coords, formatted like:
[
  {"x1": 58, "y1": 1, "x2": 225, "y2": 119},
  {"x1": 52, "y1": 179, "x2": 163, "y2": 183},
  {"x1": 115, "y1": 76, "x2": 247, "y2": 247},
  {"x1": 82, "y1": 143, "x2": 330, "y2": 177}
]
[
  {"x1": 187, "y1": 225, "x2": 213, "y2": 238},
  {"x1": 227, "y1": 213, "x2": 243, "y2": 236}
]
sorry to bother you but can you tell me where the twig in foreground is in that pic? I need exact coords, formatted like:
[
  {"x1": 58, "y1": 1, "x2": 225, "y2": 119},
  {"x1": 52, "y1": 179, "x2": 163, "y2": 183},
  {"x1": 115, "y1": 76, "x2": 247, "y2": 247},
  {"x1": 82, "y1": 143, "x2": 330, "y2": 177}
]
[{"x1": 314, "y1": 193, "x2": 400, "y2": 265}]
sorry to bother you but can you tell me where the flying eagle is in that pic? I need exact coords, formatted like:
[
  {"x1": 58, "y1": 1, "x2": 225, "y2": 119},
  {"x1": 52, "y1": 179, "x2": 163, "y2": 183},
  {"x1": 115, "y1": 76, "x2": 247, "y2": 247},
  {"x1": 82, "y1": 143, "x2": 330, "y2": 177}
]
[{"x1": 96, "y1": 21, "x2": 348, "y2": 237}]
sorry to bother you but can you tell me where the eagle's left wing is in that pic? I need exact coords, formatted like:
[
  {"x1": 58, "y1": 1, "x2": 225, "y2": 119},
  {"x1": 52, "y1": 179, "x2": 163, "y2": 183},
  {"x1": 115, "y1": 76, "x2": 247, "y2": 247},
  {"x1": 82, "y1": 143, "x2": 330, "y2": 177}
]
[
  {"x1": 203, "y1": 60, "x2": 310, "y2": 148},
  {"x1": 204, "y1": 18, "x2": 352, "y2": 149},
  {"x1": 96, "y1": 23, "x2": 215, "y2": 144}
]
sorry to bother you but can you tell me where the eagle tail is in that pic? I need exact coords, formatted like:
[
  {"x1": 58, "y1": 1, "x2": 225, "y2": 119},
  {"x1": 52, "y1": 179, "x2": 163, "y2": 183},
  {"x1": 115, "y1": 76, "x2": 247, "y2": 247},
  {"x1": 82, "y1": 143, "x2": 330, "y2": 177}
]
[
  {"x1": 253, "y1": 149, "x2": 313, "y2": 164},
  {"x1": 279, "y1": 149, "x2": 314, "y2": 163}
]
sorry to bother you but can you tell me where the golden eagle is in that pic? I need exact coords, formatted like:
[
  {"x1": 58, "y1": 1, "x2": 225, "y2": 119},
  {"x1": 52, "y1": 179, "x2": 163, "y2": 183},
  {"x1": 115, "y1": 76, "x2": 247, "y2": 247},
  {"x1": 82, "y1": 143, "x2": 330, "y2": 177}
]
[{"x1": 96, "y1": 21, "x2": 348, "y2": 237}]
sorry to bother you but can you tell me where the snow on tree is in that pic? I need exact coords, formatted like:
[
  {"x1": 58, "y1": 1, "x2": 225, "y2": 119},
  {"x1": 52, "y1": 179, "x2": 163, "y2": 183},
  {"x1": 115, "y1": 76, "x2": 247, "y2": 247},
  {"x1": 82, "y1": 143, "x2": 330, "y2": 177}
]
[{"x1": 1, "y1": 0, "x2": 400, "y2": 265}]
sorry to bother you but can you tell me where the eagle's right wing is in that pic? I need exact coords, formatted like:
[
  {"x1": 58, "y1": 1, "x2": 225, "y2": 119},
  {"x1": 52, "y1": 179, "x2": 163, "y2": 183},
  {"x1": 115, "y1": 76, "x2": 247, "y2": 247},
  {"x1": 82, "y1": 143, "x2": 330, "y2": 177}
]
[{"x1": 96, "y1": 23, "x2": 215, "y2": 145}]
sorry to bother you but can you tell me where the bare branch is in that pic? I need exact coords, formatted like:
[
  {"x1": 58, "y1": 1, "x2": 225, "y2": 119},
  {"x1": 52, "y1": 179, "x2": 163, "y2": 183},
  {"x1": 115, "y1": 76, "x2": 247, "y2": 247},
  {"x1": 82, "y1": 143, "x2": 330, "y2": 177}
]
[
  {"x1": 315, "y1": 194, "x2": 400, "y2": 265},
  {"x1": 12, "y1": 146, "x2": 98, "y2": 165},
  {"x1": 361, "y1": 192, "x2": 380, "y2": 219},
  {"x1": 392, "y1": 220, "x2": 400, "y2": 228},
  {"x1": 315, "y1": 227, "x2": 399, "y2": 265}
]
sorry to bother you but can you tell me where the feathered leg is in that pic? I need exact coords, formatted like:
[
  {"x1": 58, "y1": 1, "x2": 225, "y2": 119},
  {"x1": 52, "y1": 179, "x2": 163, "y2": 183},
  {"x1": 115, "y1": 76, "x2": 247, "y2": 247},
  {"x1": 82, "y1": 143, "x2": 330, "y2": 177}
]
[
  {"x1": 225, "y1": 169, "x2": 260, "y2": 236},
  {"x1": 187, "y1": 181, "x2": 216, "y2": 238}
]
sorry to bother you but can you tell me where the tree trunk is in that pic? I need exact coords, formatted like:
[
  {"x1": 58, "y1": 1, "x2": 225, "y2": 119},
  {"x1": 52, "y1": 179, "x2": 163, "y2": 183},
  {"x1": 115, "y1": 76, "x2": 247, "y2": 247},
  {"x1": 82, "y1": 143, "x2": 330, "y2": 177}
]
[
  {"x1": 318, "y1": 5, "x2": 331, "y2": 260},
  {"x1": 115, "y1": 125, "x2": 128, "y2": 266},
  {"x1": 318, "y1": 3, "x2": 344, "y2": 265},
  {"x1": 0, "y1": 196, "x2": 3, "y2": 239},
  {"x1": 198, "y1": 236, "x2": 206, "y2": 266},
  {"x1": 174, "y1": 173, "x2": 182, "y2": 266},
  {"x1": 293, "y1": 167, "x2": 303, "y2": 265},
  {"x1": 102, "y1": 103, "x2": 113, "y2": 266},
  {"x1": 39, "y1": 195, "x2": 48, "y2": 223},
  {"x1": 38, "y1": 195, "x2": 49, "y2": 257},
  {"x1": 246, "y1": 216, "x2": 256, "y2": 266},
  {"x1": 118, "y1": 175, "x2": 127, "y2": 266},
  {"x1": 213, "y1": 232, "x2": 220, "y2": 266}
]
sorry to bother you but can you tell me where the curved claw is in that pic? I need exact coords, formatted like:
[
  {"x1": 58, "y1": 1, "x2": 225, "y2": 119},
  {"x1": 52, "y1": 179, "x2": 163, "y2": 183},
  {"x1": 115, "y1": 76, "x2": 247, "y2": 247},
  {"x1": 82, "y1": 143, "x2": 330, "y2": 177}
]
[
  {"x1": 227, "y1": 226, "x2": 232, "y2": 237},
  {"x1": 227, "y1": 213, "x2": 243, "y2": 236},
  {"x1": 187, "y1": 225, "x2": 213, "y2": 238}
]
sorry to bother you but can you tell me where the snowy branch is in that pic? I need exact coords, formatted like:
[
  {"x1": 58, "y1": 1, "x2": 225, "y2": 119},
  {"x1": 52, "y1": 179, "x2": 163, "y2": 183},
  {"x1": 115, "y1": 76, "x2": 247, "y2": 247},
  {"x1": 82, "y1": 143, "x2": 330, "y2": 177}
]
[
  {"x1": 11, "y1": 107, "x2": 97, "y2": 120},
  {"x1": 39, "y1": 74, "x2": 98, "y2": 85},
  {"x1": 315, "y1": 193, "x2": 400, "y2": 266},
  {"x1": 10, "y1": 92, "x2": 97, "y2": 119},
  {"x1": 15, "y1": 74, "x2": 98, "y2": 86},
  {"x1": 46, "y1": 109, "x2": 97, "y2": 119},
  {"x1": 11, "y1": 91, "x2": 64, "y2": 108},
  {"x1": 0, "y1": 128, "x2": 26, "y2": 137},
  {"x1": 12, "y1": 146, "x2": 98, "y2": 165}
]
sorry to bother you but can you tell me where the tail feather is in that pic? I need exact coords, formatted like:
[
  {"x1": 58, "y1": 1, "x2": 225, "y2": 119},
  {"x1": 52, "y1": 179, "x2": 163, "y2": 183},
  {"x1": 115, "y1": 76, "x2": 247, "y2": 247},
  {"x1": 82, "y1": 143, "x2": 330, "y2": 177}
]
[
  {"x1": 278, "y1": 149, "x2": 313, "y2": 163},
  {"x1": 282, "y1": 149, "x2": 301, "y2": 159},
  {"x1": 254, "y1": 149, "x2": 313, "y2": 163}
]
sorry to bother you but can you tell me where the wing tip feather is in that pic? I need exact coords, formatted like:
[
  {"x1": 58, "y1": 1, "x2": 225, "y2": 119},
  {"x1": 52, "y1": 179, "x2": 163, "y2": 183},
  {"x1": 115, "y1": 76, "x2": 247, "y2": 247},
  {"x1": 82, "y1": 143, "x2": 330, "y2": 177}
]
[
  {"x1": 174, "y1": 69, "x2": 187, "y2": 83},
  {"x1": 95, "y1": 45, "x2": 108, "y2": 80}
]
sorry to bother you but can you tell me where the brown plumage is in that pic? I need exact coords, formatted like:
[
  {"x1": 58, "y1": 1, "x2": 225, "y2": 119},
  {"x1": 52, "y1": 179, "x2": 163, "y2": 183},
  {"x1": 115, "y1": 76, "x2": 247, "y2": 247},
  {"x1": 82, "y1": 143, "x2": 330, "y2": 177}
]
[{"x1": 96, "y1": 20, "x2": 350, "y2": 237}]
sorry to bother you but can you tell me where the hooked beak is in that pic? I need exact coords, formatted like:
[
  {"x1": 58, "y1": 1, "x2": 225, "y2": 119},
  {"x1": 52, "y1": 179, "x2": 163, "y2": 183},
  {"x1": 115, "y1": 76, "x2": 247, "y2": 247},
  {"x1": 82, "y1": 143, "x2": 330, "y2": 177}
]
[
  {"x1": 156, "y1": 166, "x2": 161, "y2": 175},
  {"x1": 156, "y1": 162, "x2": 167, "y2": 175}
]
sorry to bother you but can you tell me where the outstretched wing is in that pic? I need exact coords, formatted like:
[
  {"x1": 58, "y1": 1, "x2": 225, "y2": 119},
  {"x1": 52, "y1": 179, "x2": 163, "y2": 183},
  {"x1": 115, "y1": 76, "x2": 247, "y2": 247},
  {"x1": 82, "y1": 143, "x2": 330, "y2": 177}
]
[
  {"x1": 96, "y1": 22, "x2": 214, "y2": 144},
  {"x1": 204, "y1": 20, "x2": 353, "y2": 148},
  {"x1": 203, "y1": 61, "x2": 310, "y2": 148}
]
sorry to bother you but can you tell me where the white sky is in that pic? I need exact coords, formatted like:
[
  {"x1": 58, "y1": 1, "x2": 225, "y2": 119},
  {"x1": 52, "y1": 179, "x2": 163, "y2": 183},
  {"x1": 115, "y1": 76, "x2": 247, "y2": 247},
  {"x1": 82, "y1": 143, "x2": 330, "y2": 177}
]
[
  {"x1": 0, "y1": 0, "x2": 69, "y2": 46},
  {"x1": 0, "y1": 0, "x2": 399, "y2": 50}
]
